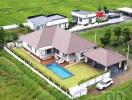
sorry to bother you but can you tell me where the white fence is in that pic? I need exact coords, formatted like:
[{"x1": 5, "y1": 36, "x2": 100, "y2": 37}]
[
  {"x1": 80, "y1": 71, "x2": 111, "y2": 88},
  {"x1": 4, "y1": 47, "x2": 73, "y2": 99}
]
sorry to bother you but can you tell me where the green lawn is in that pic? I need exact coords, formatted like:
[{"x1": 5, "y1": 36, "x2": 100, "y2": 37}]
[
  {"x1": 12, "y1": 47, "x2": 102, "y2": 89},
  {"x1": 0, "y1": 0, "x2": 132, "y2": 25},
  {"x1": 80, "y1": 22, "x2": 132, "y2": 57},
  {"x1": 0, "y1": 50, "x2": 69, "y2": 100}
]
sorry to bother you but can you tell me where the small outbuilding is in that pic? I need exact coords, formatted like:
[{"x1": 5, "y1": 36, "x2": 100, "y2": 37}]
[
  {"x1": 84, "y1": 48, "x2": 127, "y2": 72},
  {"x1": 117, "y1": 7, "x2": 132, "y2": 17},
  {"x1": 27, "y1": 14, "x2": 69, "y2": 30},
  {"x1": 71, "y1": 10, "x2": 96, "y2": 25},
  {"x1": 69, "y1": 85, "x2": 87, "y2": 98}
]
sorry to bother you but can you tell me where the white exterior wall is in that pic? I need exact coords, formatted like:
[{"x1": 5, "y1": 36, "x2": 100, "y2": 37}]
[
  {"x1": 78, "y1": 18, "x2": 89, "y2": 25},
  {"x1": 46, "y1": 18, "x2": 69, "y2": 28},
  {"x1": 27, "y1": 18, "x2": 68, "y2": 30},
  {"x1": 23, "y1": 41, "x2": 54, "y2": 59},
  {"x1": 79, "y1": 71, "x2": 111, "y2": 88},
  {"x1": 27, "y1": 21, "x2": 36, "y2": 30},
  {"x1": 92, "y1": 17, "x2": 96, "y2": 23},
  {"x1": 71, "y1": 11, "x2": 96, "y2": 25},
  {"x1": 23, "y1": 41, "x2": 39, "y2": 56},
  {"x1": 36, "y1": 46, "x2": 54, "y2": 59},
  {"x1": 75, "y1": 48, "x2": 95, "y2": 62},
  {"x1": 76, "y1": 17, "x2": 96, "y2": 25}
]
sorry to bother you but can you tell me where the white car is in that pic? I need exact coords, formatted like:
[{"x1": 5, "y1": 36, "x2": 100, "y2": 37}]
[{"x1": 96, "y1": 78, "x2": 113, "y2": 90}]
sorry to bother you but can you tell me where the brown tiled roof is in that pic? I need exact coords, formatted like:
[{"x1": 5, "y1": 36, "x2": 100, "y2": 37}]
[
  {"x1": 84, "y1": 48, "x2": 126, "y2": 67},
  {"x1": 20, "y1": 26, "x2": 96, "y2": 54},
  {"x1": 20, "y1": 26, "x2": 56, "y2": 48}
]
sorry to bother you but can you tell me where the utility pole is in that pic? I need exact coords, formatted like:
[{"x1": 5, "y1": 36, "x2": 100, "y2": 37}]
[
  {"x1": 127, "y1": 43, "x2": 129, "y2": 60},
  {"x1": 95, "y1": 32, "x2": 97, "y2": 44}
]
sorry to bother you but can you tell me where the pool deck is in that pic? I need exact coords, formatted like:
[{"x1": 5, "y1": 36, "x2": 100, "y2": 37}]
[
  {"x1": 23, "y1": 48, "x2": 69, "y2": 66},
  {"x1": 41, "y1": 57, "x2": 69, "y2": 66}
]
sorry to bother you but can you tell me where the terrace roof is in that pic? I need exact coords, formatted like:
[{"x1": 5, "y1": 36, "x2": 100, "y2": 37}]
[
  {"x1": 72, "y1": 10, "x2": 95, "y2": 15},
  {"x1": 84, "y1": 48, "x2": 126, "y2": 67}
]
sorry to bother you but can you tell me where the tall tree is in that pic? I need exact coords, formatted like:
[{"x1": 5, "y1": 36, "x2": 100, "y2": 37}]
[
  {"x1": 0, "y1": 27, "x2": 6, "y2": 49},
  {"x1": 100, "y1": 29, "x2": 111, "y2": 46},
  {"x1": 103, "y1": 6, "x2": 109, "y2": 13},
  {"x1": 122, "y1": 28, "x2": 131, "y2": 44},
  {"x1": 113, "y1": 27, "x2": 121, "y2": 40},
  {"x1": 98, "y1": 6, "x2": 102, "y2": 11}
]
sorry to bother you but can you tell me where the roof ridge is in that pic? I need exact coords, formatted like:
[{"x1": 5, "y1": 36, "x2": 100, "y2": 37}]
[
  {"x1": 67, "y1": 32, "x2": 74, "y2": 53},
  {"x1": 52, "y1": 27, "x2": 58, "y2": 45},
  {"x1": 37, "y1": 29, "x2": 46, "y2": 48}
]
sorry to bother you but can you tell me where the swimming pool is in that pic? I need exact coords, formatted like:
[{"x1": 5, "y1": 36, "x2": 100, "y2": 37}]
[{"x1": 47, "y1": 63, "x2": 73, "y2": 79}]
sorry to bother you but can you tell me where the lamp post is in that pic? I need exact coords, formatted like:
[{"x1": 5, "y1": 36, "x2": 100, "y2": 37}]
[
  {"x1": 94, "y1": 32, "x2": 97, "y2": 44},
  {"x1": 125, "y1": 41, "x2": 131, "y2": 70}
]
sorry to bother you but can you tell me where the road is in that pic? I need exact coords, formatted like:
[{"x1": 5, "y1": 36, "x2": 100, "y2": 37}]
[{"x1": 72, "y1": 15, "x2": 132, "y2": 34}]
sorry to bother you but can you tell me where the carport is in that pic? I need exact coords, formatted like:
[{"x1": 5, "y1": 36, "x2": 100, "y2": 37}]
[
  {"x1": 117, "y1": 7, "x2": 132, "y2": 17},
  {"x1": 83, "y1": 48, "x2": 127, "y2": 72}
]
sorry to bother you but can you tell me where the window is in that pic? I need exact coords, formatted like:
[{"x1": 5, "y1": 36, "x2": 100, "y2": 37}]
[
  {"x1": 46, "y1": 49, "x2": 52, "y2": 54},
  {"x1": 79, "y1": 18, "x2": 82, "y2": 22},
  {"x1": 54, "y1": 49, "x2": 59, "y2": 54},
  {"x1": 28, "y1": 44, "x2": 32, "y2": 50}
]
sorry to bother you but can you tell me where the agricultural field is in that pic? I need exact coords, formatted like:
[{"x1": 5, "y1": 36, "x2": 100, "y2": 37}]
[
  {"x1": 0, "y1": 50, "x2": 69, "y2": 100},
  {"x1": 0, "y1": 0, "x2": 132, "y2": 25}
]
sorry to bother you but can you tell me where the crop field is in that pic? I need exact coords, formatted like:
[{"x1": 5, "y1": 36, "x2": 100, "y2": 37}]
[
  {"x1": 0, "y1": 0, "x2": 132, "y2": 25},
  {"x1": 0, "y1": 50, "x2": 69, "y2": 100}
]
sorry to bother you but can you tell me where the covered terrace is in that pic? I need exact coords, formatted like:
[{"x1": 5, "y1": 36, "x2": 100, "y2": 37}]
[{"x1": 83, "y1": 48, "x2": 127, "y2": 73}]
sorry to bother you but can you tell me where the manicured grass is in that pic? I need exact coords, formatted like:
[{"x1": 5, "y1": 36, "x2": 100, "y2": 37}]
[
  {"x1": 0, "y1": 0, "x2": 132, "y2": 25},
  {"x1": 80, "y1": 22, "x2": 132, "y2": 45},
  {"x1": 66, "y1": 63, "x2": 102, "y2": 85},
  {"x1": 12, "y1": 48, "x2": 102, "y2": 88},
  {"x1": 0, "y1": 50, "x2": 69, "y2": 100},
  {"x1": 78, "y1": 80, "x2": 132, "y2": 100}
]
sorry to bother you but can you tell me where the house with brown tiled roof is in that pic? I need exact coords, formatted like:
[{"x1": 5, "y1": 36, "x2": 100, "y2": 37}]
[
  {"x1": 20, "y1": 26, "x2": 127, "y2": 71},
  {"x1": 84, "y1": 48, "x2": 127, "y2": 71},
  {"x1": 20, "y1": 26, "x2": 96, "y2": 63}
]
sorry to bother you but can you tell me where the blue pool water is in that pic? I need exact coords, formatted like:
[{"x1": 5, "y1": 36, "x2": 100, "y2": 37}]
[{"x1": 47, "y1": 63, "x2": 73, "y2": 79}]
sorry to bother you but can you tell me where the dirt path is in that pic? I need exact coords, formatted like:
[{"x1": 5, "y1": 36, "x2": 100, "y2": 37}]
[{"x1": 88, "y1": 59, "x2": 132, "y2": 95}]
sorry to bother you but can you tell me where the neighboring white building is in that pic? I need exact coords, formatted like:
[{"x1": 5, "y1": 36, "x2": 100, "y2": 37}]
[
  {"x1": 27, "y1": 14, "x2": 69, "y2": 30},
  {"x1": 117, "y1": 7, "x2": 132, "y2": 17},
  {"x1": 71, "y1": 10, "x2": 96, "y2": 25},
  {"x1": 20, "y1": 26, "x2": 96, "y2": 62}
]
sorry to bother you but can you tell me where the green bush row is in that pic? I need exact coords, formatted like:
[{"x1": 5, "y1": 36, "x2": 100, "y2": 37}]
[{"x1": 10, "y1": 49, "x2": 69, "y2": 94}]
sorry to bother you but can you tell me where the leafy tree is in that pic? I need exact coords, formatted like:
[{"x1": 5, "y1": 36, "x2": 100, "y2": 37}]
[
  {"x1": 19, "y1": 23, "x2": 24, "y2": 28},
  {"x1": 98, "y1": 6, "x2": 102, "y2": 11},
  {"x1": 100, "y1": 29, "x2": 111, "y2": 46},
  {"x1": 113, "y1": 27, "x2": 122, "y2": 40},
  {"x1": 122, "y1": 28, "x2": 131, "y2": 44},
  {"x1": 0, "y1": 27, "x2": 19, "y2": 49},
  {"x1": 5, "y1": 32, "x2": 18, "y2": 43},
  {"x1": 0, "y1": 27, "x2": 6, "y2": 49},
  {"x1": 103, "y1": 6, "x2": 109, "y2": 13},
  {"x1": 104, "y1": 29, "x2": 111, "y2": 39},
  {"x1": 100, "y1": 37, "x2": 110, "y2": 46}
]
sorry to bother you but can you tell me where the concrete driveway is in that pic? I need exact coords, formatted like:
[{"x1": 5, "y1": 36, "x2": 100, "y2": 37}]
[{"x1": 88, "y1": 59, "x2": 132, "y2": 95}]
